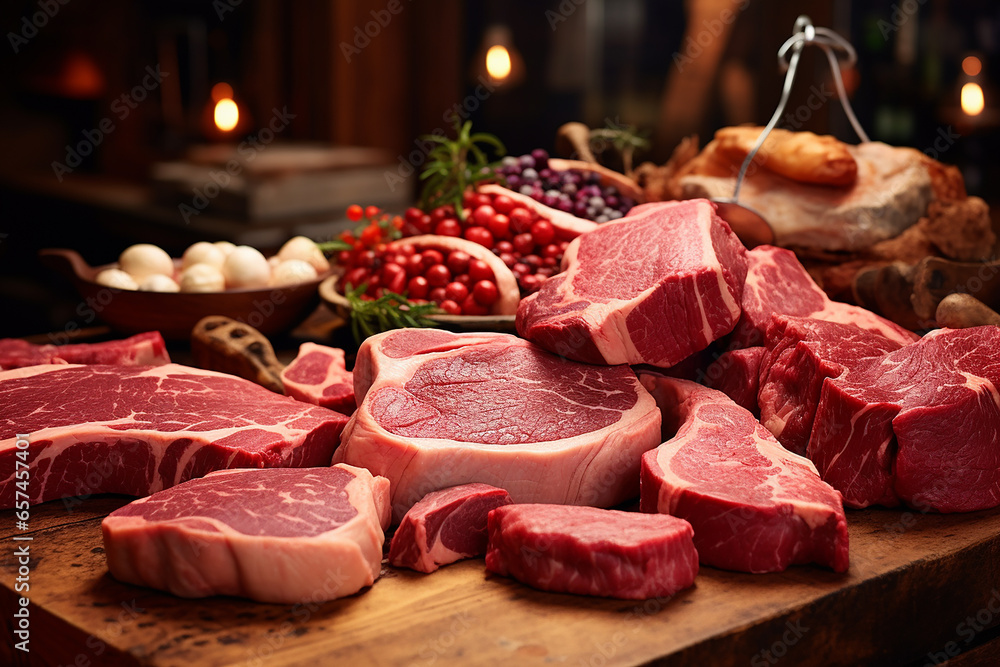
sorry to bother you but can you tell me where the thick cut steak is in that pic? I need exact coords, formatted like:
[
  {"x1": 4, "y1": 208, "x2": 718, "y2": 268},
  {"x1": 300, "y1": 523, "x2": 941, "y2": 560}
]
[
  {"x1": 389, "y1": 483, "x2": 512, "y2": 573},
  {"x1": 485, "y1": 504, "x2": 698, "y2": 600},
  {"x1": 102, "y1": 464, "x2": 389, "y2": 603},
  {"x1": 640, "y1": 376, "x2": 849, "y2": 573},
  {"x1": 811, "y1": 326, "x2": 1000, "y2": 512},
  {"x1": 0, "y1": 331, "x2": 170, "y2": 370},
  {"x1": 732, "y1": 245, "x2": 917, "y2": 348},
  {"x1": 703, "y1": 346, "x2": 765, "y2": 415},
  {"x1": 333, "y1": 329, "x2": 661, "y2": 521},
  {"x1": 281, "y1": 342, "x2": 356, "y2": 414},
  {"x1": 758, "y1": 317, "x2": 904, "y2": 455},
  {"x1": 516, "y1": 199, "x2": 747, "y2": 367},
  {"x1": 0, "y1": 364, "x2": 348, "y2": 508}
]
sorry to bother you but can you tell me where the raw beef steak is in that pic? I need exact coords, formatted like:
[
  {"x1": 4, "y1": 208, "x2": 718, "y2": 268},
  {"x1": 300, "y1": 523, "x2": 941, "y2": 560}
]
[
  {"x1": 811, "y1": 326, "x2": 1000, "y2": 512},
  {"x1": 281, "y1": 342, "x2": 356, "y2": 414},
  {"x1": 640, "y1": 376, "x2": 849, "y2": 573},
  {"x1": 732, "y1": 245, "x2": 917, "y2": 348},
  {"x1": 516, "y1": 199, "x2": 747, "y2": 367},
  {"x1": 0, "y1": 331, "x2": 170, "y2": 370},
  {"x1": 389, "y1": 483, "x2": 512, "y2": 573},
  {"x1": 485, "y1": 504, "x2": 698, "y2": 600},
  {"x1": 703, "y1": 346, "x2": 765, "y2": 415},
  {"x1": 757, "y1": 317, "x2": 904, "y2": 455},
  {"x1": 0, "y1": 363, "x2": 348, "y2": 508},
  {"x1": 102, "y1": 464, "x2": 390, "y2": 603},
  {"x1": 333, "y1": 329, "x2": 661, "y2": 521}
]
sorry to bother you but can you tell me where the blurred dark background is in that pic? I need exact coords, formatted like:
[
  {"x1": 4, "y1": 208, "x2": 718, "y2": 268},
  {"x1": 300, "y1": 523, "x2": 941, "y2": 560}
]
[{"x1": 1, "y1": 0, "x2": 998, "y2": 337}]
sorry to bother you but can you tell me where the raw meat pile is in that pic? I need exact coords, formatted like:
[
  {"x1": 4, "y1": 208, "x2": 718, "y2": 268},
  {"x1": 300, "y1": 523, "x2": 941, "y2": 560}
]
[
  {"x1": 280, "y1": 342, "x2": 357, "y2": 414},
  {"x1": 0, "y1": 363, "x2": 348, "y2": 508},
  {"x1": 0, "y1": 331, "x2": 170, "y2": 370},
  {"x1": 103, "y1": 464, "x2": 389, "y2": 603},
  {"x1": 334, "y1": 328, "x2": 661, "y2": 521}
]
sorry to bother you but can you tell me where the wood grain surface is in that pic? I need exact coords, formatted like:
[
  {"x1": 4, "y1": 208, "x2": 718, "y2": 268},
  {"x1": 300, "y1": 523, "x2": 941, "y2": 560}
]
[{"x1": 0, "y1": 497, "x2": 997, "y2": 667}]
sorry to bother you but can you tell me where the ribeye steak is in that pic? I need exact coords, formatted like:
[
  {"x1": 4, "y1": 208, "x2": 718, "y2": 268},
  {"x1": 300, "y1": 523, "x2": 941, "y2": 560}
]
[
  {"x1": 516, "y1": 199, "x2": 747, "y2": 367},
  {"x1": 102, "y1": 464, "x2": 389, "y2": 603},
  {"x1": 281, "y1": 342, "x2": 356, "y2": 414},
  {"x1": 732, "y1": 245, "x2": 917, "y2": 348},
  {"x1": 333, "y1": 329, "x2": 661, "y2": 521},
  {"x1": 485, "y1": 504, "x2": 699, "y2": 600},
  {"x1": 0, "y1": 331, "x2": 170, "y2": 370},
  {"x1": 389, "y1": 483, "x2": 512, "y2": 573},
  {"x1": 639, "y1": 376, "x2": 849, "y2": 573},
  {"x1": 0, "y1": 363, "x2": 348, "y2": 508},
  {"x1": 811, "y1": 326, "x2": 1000, "y2": 512}
]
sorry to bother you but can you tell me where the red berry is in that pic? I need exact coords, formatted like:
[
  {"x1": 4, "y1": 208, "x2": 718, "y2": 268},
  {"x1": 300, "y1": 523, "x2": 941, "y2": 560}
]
[
  {"x1": 407, "y1": 275, "x2": 429, "y2": 299},
  {"x1": 461, "y1": 294, "x2": 489, "y2": 316},
  {"x1": 542, "y1": 256, "x2": 558, "y2": 267},
  {"x1": 346, "y1": 204, "x2": 364, "y2": 222},
  {"x1": 536, "y1": 267, "x2": 555, "y2": 278},
  {"x1": 405, "y1": 207, "x2": 423, "y2": 223},
  {"x1": 343, "y1": 266, "x2": 369, "y2": 290},
  {"x1": 472, "y1": 192, "x2": 491, "y2": 209},
  {"x1": 445, "y1": 281, "x2": 469, "y2": 303},
  {"x1": 509, "y1": 207, "x2": 534, "y2": 233},
  {"x1": 336, "y1": 250, "x2": 351, "y2": 265},
  {"x1": 397, "y1": 243, "x2": 416, "y2": 256},
  {"x1": 421, "y1": 249, "x2": 444, "y2": 269},
  {"x1": 381, "y1": 262, "x2": 408, "y2": 293},
  {"x1": 425, "y1": 263, "x2": 451, "y2": 287},
  {"x1": 492, "y1": 194, "x2": 516, "y2": 214},
  {"x1": 455, "y1": 274, "x2": 472, "y2": 288},
  {"x1": 472, "y1": 280, "x2": 499, "y2": 306},
  {"x1": 429, "y1": 287, "x2": 448, "y2": 303},
  {"x1": 364, "y1": 205, "x2": 381, "y2": 219},
  {"x1": 499, "y1": 252, "x2": 517, "y2": 268},
  {"x1": 431, "y1": 206, "x2": 452, "y2": 222},
  {"x1": 464, "y1": 226, "x2": 494, "y2": 248},
  {"x1": 406, "y1": 254, "x2": 424, "y2": 276},
  {"x1": 541, "y1": 243, "x2": 561, "y2": 258},
  {"x1": 559, "y1": 240, "x2": 570, "y2": 251},
  {"x1": 435, "y1": 219, "x2": 462, "y2": 237},
  {"x1": 513, "y1": 262, "x2": 531, "y2": 276},
  {"x1": 495, "y1": 240, "x2": 514, "y2": 254},
  {"x1": 446, "y1": 250, "x2": 472, "y2": 276},
  {"x1": 522, "y1": 254, "x2": 542, "y2": 269},
  {"x1": 513, "y1": 233, "x2": 535, "y2": 255},
  {"x1": 530, "y1": 220, "x2": 556, "y2": 246},
  {"x1": 440, "y1": 299, "x2": 462, "y2": 315},
  {"x1": 519, "y1": 274, "x2": 542, "y2": 293},
  {"x1": 468, "y1": 259, "x2": 494, "y2": 282},
  {"x1": 488, "y1": 213, "x2": 511, "y2": 240},
  {"x1": 356, "y1": 250, "x2": 377, "y2": 268},
  {"x1": 391, "y1": 253, "x2": 409, "y2": 267},
  {"x1": 462, "y1": 190, "x2": 476, "y2": 207},
  {"x1": 473, "y1": 204, "x2": 496, "y2": 227}
]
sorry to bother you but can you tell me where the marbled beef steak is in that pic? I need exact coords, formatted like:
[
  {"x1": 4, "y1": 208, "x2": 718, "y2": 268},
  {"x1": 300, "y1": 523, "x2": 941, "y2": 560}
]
[
  {"x1": 485, "y1": 504, "x2": 699, "y2": 599},
  {"x1": 640, "y1": 376, "x2": 849, "y2": 573},
  {"x1": 102, "y1": 464, "x2": 390, "y2": 603},
  {"x1": 389, "y1": 483, "x2": 512, "y2": 573},
  {"x1": 516, "y1": 199, "x2": 747, "y2": 367},
  {"x1": 812, "y1": 325, "x2": 1000, "y2": 511},
  {"x1": 280, "y1": 342, "x2": 356, "y2": 414},
  {"x1": 0, "y1": 331, "x2": 170, "y2": 370},
  {"x1": 333, "y1": 329, "x2": 661, "y2": 521},
  {"x1": 0, "y1": 363, "x2": 348, "y2": 508}
]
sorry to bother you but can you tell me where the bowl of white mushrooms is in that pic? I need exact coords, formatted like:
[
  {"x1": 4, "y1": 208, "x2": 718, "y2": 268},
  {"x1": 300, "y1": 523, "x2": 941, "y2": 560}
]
[{"x1": 40, "y1": 237, "x2": 333, "y2": 340}]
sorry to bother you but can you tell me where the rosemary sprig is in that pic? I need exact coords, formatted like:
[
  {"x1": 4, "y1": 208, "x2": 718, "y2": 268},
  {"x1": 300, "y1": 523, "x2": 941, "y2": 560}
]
[
  {"x1": 590, "y1": 122, "x2": 651, "y2": 177},
  {"x1": 343, "y1": 282, "x2": 441, "y2": 344},
  {"x1": 418, "y1": 120, "x2": 506, "y2": 220}
]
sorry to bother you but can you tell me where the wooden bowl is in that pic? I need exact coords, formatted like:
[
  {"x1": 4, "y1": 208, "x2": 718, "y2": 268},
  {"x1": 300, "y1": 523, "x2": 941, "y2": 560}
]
[
  {"x1": 319, "y1": 275, "x2": 516, "y2": 333},
  {"x1": 41, "y1": 248, "x2": 330, "y2": 341}
]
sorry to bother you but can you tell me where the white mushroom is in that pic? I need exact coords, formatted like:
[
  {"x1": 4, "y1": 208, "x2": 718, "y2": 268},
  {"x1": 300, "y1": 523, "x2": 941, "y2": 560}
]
[
  {"x1": 139, "y1": 274, "x2": 181, "y2": 293},
  {"x1": 277, "y1": 236, "x2": 330, "y2": 273},
  {"x1": 182, "y1": 242, "x2": 226, "y2": 270},
  {"x1": 222, "y1": 245, "x2": 271, "y2": 289},
  {"x1": 119, "y1": 244, "x2": 174, "y2": 282},
  {"x1": 95, "y1": 268, "x2": 138, "y2": 290},
  {"x1": 179, "y1": 263, "x2": 226, "y2": 292},
  {"x1": 271, "y1": 259, "x2": 318, "y2": 286},
  {"x1": 214, "y1": 241, "x2": 237, "y2": 256}
]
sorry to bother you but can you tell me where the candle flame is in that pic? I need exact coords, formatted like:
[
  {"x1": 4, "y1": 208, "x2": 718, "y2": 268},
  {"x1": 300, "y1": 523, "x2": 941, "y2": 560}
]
[
  {"x1": 961, "y1": 82, "x2": 985, "y2": 116},
  {"x1": 486, "y1": 45, "x2": 512, "y2": 81},
  {"x1": 214, "y1": 98, "x2": 239, "y2": 132}
]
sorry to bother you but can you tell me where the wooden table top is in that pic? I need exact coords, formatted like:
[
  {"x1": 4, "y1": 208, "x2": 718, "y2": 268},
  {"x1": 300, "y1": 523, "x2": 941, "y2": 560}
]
[{"x1": 1, "y1": 495, "x2": 998, "y2": 667}]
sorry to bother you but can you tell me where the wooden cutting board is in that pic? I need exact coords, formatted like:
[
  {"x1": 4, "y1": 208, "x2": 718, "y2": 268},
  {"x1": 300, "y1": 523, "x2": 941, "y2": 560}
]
[{"x1": 1, "y1": 497, "x2": 998, "y2": 666}]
